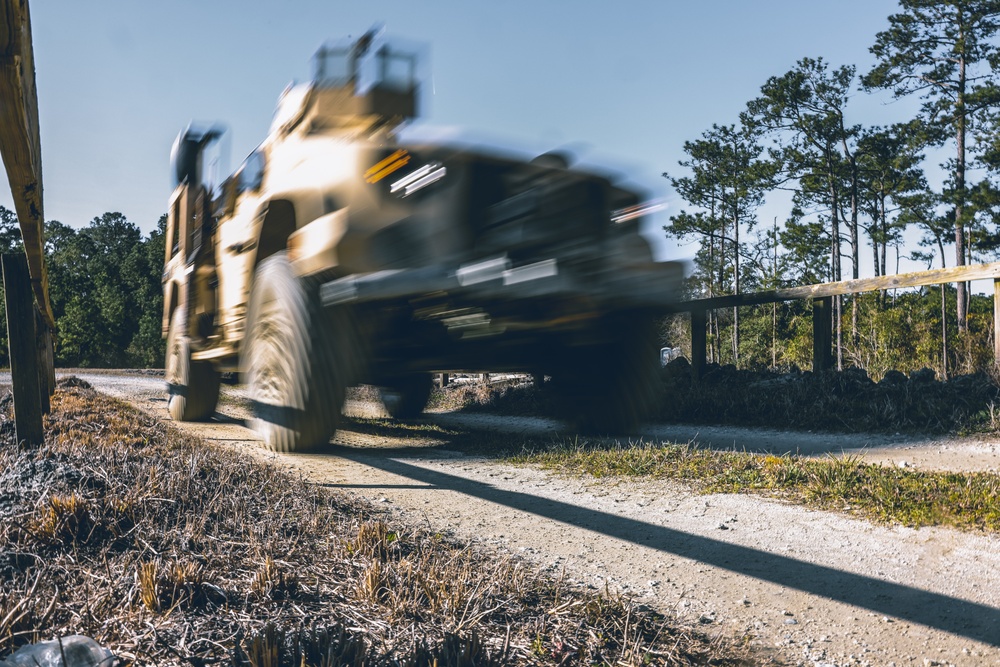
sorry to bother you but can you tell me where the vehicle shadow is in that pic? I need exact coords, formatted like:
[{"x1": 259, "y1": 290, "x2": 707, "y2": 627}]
[{"x1": 321, "y1": 437, "x2": 1000, "y2": 648}]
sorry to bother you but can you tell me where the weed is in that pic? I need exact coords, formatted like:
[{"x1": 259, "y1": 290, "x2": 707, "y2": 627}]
[
  {"x1": 138, "y1": 561, "x2": 160, "y2": 612},
  {"x1": 351, "y1": 519, "x2": 398, "y2": 560},
  {"x1": 29, "y1": 494, "x2": 93, "y2": 546},
  {"x1": 251, "y1": 556, "x2": 298, "y2": 601}
]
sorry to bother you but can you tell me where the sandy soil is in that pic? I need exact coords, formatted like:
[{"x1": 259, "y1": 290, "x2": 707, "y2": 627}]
[{"x1": 49, "y1": 373, "x2": 1000, "y2": 666}]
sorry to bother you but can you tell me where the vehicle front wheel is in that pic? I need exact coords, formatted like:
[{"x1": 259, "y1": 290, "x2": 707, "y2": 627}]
[
  {"x1": 165, "y1": 305, "x2": 220, "y2": 421},
  {"x1": 243, "y1": 252, "x2": 351, "y2": 452}
]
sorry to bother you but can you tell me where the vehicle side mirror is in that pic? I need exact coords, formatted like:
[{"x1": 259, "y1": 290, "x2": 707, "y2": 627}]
[{"x1": 170, "y1": 132, "x2": 202, "y2": 187}]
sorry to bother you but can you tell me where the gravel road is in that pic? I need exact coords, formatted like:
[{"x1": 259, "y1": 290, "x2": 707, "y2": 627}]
[{"x1": 50, "y1": 372, "x2": 1000, "y2": 666}]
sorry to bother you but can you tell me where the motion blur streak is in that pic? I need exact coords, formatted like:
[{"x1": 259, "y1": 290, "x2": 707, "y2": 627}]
[{"x1": 611, "y1": 200, "x2": 665, "y2": 223}]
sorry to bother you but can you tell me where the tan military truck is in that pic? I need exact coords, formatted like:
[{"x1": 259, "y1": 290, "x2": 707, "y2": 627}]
[{"x1": 163, "y1": 31, "x2": 683, "y2": 452}]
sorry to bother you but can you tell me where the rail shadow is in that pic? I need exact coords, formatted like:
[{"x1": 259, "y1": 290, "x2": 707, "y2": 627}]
[{"x1": 325, "y1": 443, "x2": 1000, "y2": 647}]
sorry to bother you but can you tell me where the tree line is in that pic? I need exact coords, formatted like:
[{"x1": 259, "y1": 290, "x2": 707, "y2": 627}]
[
  {"x1": 663, "y1": 0, "x2": 1000, "y2": 378},
  {"x1": 0, "y1": 205, "x2": 165, "y2": 368}
]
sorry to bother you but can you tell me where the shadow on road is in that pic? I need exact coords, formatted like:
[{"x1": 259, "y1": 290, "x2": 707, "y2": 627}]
[{"x1": 324, "y1": 441, "x2": 1000, "y2": 648}]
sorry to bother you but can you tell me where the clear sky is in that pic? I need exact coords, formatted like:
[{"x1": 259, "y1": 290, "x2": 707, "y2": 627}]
[{"x1": 3, "y1": 0, "x2": 910, "y2": 263}]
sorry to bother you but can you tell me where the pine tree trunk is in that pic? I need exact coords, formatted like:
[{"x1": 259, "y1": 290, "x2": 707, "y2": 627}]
[
  {"x1": 772, "y1": 218, "x2": 778, "y2": 369},
  {"x1": 941, "y1": 284, "x2": 949, "y2": 380},
  {"x1": 938, "y1": 237, "x2": 948, "y2": 380},
  {"x1": 772, "y1": 302, "x2": 777, "y2": 369},
  {"x1": 708, "y1": 232, "x2": 716, "y2": 364},
  {"x1": 718, "y1": 217, "x2": 727, "y2": 364},
  {"x1": 828, "y1": 165, "x2": 842, "y2": 370},
  {"x1": 955, "y1": 49, "x2": 968, "y2": 333},
  {"x1": 845, "y1": 139, "x2": 860, "y2": 347},
  {"x1": 732, "y1": 212, "x2": 740, "y2": 366},
  {"x1": 879, "y1": 193, "x2": 888, "y2": 307}
]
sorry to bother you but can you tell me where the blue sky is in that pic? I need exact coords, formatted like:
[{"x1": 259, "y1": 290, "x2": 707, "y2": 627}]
[{"x1": 3, "y1": 0, "x2": 912, "y2": 263}]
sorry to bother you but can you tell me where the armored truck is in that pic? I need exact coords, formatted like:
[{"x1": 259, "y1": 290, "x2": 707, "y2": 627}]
[{"x1": 163, "y1": 31, "x2": 683, "y2": 452}]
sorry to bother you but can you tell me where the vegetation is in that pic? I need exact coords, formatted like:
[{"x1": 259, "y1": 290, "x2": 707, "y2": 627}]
[
  {"x1": 0, "y1": 380, "x2": 759, "y2": 666},
  {"x1": 659, "y1": 283, "x2": 998, "y2": 381},
  {"x1": 440, "y1": 363, "x2": 1000, "y2": 435},
  {"x1": 0, "y1": 206, "x2": 165, "y2": 368},
  {"x1": 664, "y1": 0, "x2": 1000, "y2": 378},
  {"x1": 510, "y1": 439, "x2": 1000, "y2": 533}
]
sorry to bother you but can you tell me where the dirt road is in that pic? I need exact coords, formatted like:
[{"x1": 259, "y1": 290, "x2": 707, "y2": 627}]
[{"x1": 59, "y1": 373, "x2": 1000, "y2": 666}]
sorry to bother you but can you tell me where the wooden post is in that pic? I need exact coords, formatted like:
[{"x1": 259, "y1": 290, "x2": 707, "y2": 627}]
[
  {"x1": 35, "y1": 309, "x2": 52, "y2": 413},
  {"x1": 44, "y1": 326, "x2": 54, "y2": 396},
  {"x1": 993, "y1": 279, "x2": 1000, "y2": 367},
  {"x1": 691, "y1": 307, "x2": 706, "y2": 380},
  {"x1": 439, "y1": 372, "x2": 449, "y2": 387},
  {"x1": 3, "y1": 254, "x2": 43, "y2": 445},
  {"x1": 812, "y1": 296, "x2": 833, "y2": 372}
]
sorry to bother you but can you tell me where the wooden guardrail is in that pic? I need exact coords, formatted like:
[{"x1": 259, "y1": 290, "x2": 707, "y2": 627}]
[
  {"x1": 678, "y1": 262, "x2": 1000, "y2": 379},
  {"x1": 1, "y1": 0, "x2": 54, "y2": 445},
  {"x1": 1, "y1": 0, "x2": 52, "y2": 327}
]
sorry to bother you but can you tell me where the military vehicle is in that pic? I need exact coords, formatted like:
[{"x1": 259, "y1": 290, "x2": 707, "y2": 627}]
[{"x1": 163, "y1": 30, "x2": 683, "y2": 452}]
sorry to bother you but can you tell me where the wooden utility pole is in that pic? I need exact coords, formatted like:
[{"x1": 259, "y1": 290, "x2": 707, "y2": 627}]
[
  {"x1": 0, "y1": 0, "x2": 54, "y2": 329},
  {"x1": 3, "y1": 253, "x2": 43, "y2": 445},
  {"x1": 0, "y1": 0, "x2": 55, "y2": 442},
  {"x1": 690, "y1": 308, "x2": 706, "y2": 380},
  {"x1": 812, "y1": 297, "x2": 833, "y2": 372}
]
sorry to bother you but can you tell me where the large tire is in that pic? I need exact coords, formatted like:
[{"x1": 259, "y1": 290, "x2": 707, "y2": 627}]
[
  {"x1": 379, "y1": 373, "x2": 433, "y2": 420},
  {"x1": 243, "y1": 253, "x2": 350, "y2": 452},
  {"x1": 165, "y1": 306, "x2": 221, "y2": 421},
  {"x1": 553, "y1": 314, "x2": 661, "y2": 434}
]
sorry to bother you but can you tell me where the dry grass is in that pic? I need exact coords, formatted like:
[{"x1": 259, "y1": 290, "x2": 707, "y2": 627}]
[{"x1": 0, "y1": 380, "x2": 762, "y2": 667}]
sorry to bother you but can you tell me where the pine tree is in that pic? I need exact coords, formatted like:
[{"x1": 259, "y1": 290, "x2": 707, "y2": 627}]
[{"x1": 863, "y1": 0, "x2": 1000, "y2": 331}]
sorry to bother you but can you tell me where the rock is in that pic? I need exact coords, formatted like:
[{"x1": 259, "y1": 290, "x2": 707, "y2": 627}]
[
  {"x1": 0, "y1": 636, "x2": 114, "y2": 667},
  {"x1": 909, "y1": 367, "x2": 937, "y2": 384}
]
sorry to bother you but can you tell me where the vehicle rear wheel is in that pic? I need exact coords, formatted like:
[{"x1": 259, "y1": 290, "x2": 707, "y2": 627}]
[
  {"x1": 379, "y1": 373, "x2": 434, "y2": 419},
  {"x1": 165, "y1": 305, "x2": 220, "y2": 421},
  {"x1": 554, "y1": 314, "x2": 660, "y2": 434},
  {"x1": 243, "y1": 252, "x2": 352, "y2": 452}
]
